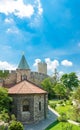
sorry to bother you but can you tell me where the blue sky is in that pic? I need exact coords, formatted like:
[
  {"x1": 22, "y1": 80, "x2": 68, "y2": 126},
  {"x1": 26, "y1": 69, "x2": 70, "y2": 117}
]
[{"x1": 0, "y1": 0, "x2": 80, "y2": 76}]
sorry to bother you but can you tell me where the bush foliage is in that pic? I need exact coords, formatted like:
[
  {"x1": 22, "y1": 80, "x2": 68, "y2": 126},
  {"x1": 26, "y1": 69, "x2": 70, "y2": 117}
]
[{"x1": 8, "y1": 121, "x2": 24, "y2": 130}]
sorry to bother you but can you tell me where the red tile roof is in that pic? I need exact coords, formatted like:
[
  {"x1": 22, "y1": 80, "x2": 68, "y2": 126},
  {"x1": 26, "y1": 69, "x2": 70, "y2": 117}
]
[{"x1": 8, "y1": 80, "x2": 47, "y2": 94}]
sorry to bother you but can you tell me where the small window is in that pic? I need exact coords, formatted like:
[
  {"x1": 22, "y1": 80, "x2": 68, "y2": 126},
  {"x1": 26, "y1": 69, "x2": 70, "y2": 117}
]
[
  {"x1": 22, "y1": 100, "x2": 29, "y2": 112},
  {"x1": 23, "y1": 105, "x2": 29, "y2": 111},
  {"x1": 39, "y1": 102, "x2": 41, "y2": 111},
  {"x1": 21, "y1": 75, "x2": 27, "y2": 81}
]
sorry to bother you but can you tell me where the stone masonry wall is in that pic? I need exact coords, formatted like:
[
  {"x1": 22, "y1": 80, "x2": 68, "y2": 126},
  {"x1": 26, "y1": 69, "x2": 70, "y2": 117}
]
[
  {"x1": 30, "y1": 72, "x2": 49, "y2": 86},
  {"x1": 10, "y1": 94, "x2": 48, "y2": 124},
  {"x1": 44, "y1": 94, "x2": 48, "y2": 119},
  {"x1": 10, "y1": 94, "x2": 34, "y2": 124},
  {"x1": 16, "y1": 69, "x2": 31, "y2": 83},
  {"x1": 34, "y1": 94, "x2": 46, "y2": 122},
  {"x1": 4, "y1": 72, "x2": 17, "y2": 87},
  {"x1": 2, "y1": 70, "x2": 49, "y2": 87}
]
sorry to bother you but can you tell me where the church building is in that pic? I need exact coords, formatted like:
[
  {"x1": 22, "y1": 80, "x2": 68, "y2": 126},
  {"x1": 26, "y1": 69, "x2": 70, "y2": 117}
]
[{"x1": 7, "y1": 55, "x2": 48, "y2": 124}]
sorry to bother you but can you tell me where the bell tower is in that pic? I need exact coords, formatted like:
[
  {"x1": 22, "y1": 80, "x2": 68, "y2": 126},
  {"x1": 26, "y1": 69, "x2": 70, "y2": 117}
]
[{"x1": 16, "y1": 54, "x2": 31, "y2": 83}]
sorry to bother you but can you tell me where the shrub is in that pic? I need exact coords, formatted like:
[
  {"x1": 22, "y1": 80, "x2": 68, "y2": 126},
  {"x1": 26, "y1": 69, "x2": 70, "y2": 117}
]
[
  {"x1": 49, "y1": 103, "x2": 56, "y2": 109},
  {"x1": 0, "y1": 87, "x2": 12, "y2": 112},
  {"x1": 64, "y1": 99, "x2": 67, "y2": 102},
  {"x1": 0, "y1": 124, "x2": 5, "y2": 130},
  {"x1": 11, "y1": 114, "x2": 16, "y2": 121},
  {"x1": 0, "y1": 110, "x2": 10, "y2": 123},
  {"x1": 0, "y1": 123, "x2": 8, "y2": 130},
  {"x1": 59, "y1": 100, "x2": 64, "y2": 104},
  {"x1": 68, "y1": 100, "x2": 72, "y2": 105},
  {"x1": 72, "y1": 106, "x2": 80, "y2": 122},
  {"x1": 58, "y1": 112, "x2": 68, "y2": 122},
  {"x1": 61, "y1": 103, "x2": 65, "y2": 106},
  {"x1": 8, "y1": 121, "x2": 24, "y2": 130}
]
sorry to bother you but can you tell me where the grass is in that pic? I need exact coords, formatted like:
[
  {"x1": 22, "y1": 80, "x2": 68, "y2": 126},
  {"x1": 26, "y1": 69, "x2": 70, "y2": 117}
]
[
  {"x1": 49, "y1": 100, "x2": 61, "y2": 104},
  {"x1": 49, "y1": 100, "x2": 74, "y2": 120},
  {"x1": 45, "y1": 121, "x2": 80, "y2": 130},
  {"x1": 55, "y1": 104, "x2": 73, "y2": 118},
  {"x1": 47, "y1": 100, "x2": 80, "y2": 129}
]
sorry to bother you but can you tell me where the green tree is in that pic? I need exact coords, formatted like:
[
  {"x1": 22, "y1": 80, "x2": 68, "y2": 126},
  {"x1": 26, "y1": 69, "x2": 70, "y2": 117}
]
[
  {"x1": 41, "y1": 78, "x2": 55, "y2": 99},
  {"x1": 0, "y1": 87, "x2": 12, "y2": 112},
  {"x1": 73, "y1": 87, "x2": 80, "y2": 122},
  {"x1": 8, "y1": 121, "x2": 24, "y2": 130},
  {"x1": 0, "y1": 70, "x2": 9, "y2": 78},
  {"x1": 58, "y1": 112, "x2": 67, "y2": 122},
  {"x1": 0, "y1": 110, "x2": 10, "y2": 122},
  {"x1": 54, "y1": 83, "x2": 67, "y2": 99},
  {"x1": 61, "y1": 72, "x2": 79, "y2": 90},
  {"x1": 73, "y1": 87, "x2": 80, "y2": 102}
]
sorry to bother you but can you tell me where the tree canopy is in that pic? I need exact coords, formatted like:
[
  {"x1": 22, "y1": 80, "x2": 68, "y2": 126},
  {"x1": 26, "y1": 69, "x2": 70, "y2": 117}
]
[
  {"x1": 60, "y1": 72, "x2": 79, "y2": 90},
  {"x1": 73, "y1": 87, "x2": 80, "y2": 103},
  {"x1": 41, "y1": 78, "x2": 55, "y2": 99},
  {"x1": 73, "y1": 87, "x2": 80, "y2": 122},
  {"x1": 54, "y1": 83, "x2": 67, "y2": 99},
  {"x1": 0, "y1": 70, "x2": 9, "y2": 78},
  {"x1": 0, "y1": 87, "x2": 12, "y2": 112},
  {"x1": 41, "y1": 72, "x2": 79, "y2": 99}
]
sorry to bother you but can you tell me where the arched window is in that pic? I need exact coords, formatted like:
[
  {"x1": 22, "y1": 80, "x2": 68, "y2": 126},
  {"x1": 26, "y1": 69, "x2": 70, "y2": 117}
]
[
  {"x1": 22, "y1": 100, "x2": 29, "y2": 112},
  {"x1": 21, "y1": 74, "x2": 27, "y2": 81}
]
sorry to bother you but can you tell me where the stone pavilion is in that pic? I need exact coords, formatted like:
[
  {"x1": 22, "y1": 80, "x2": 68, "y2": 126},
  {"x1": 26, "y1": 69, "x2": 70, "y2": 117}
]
[{"x1": 8, "y1": 55, "x2": 48, "y2": 124}]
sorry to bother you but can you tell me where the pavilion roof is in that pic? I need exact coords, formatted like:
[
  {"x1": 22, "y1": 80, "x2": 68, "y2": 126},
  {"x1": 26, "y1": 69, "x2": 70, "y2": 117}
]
[{"x1": 8, "y1": 80, "x2": 47, "y2": 95}]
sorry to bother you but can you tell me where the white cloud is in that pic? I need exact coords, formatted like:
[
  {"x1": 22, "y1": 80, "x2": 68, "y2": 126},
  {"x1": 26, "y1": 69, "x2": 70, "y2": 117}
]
[
  {"x1": 59, "y1": 71, "x2": 64, "y2": 77},
  {"x1": 45, "y1": 58, "x2": 59, "y2": 72},
  {"x1": 0, "y1": 0, "x2": 34, "y2": 18},
  {"x1": 37, "y1": 0, "x2": 43, "y2": 15},
  {"x1": 29, "y1": 0, "x2": 43, "y2": 27},
  {"x1": 1, "y1": 0, "x2": 43, "y2": 29},
  {"x1": 0, "y1": 61, "x2": 17, "y2": 70},
  {"x1": 33, "y1": 59, "x2": 41, "y2": 66},
  {"x1": 6, "y1": 27, "x2": 19, "y2": 33},
  {"x1": 61, "y1": 60, "x2": 73, "y2": 67},
  {"x1": 33, "y1": 58, "x2": 59, "y2": 74},
  {"x1": 0, "y1": 0, "x2": 43, "y2": 19},
  {"x1": 4, "y1": 18, "x2": 14, "y2": 24}
]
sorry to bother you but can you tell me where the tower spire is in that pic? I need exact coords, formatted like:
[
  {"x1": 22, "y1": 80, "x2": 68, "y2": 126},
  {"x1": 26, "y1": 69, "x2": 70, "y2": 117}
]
[
  {"x1": 17, "y1": 54, "x2": 30, "y2": 70},
  {"x1": 22, "y1": 51, "x2": 24, "y2": 55}
]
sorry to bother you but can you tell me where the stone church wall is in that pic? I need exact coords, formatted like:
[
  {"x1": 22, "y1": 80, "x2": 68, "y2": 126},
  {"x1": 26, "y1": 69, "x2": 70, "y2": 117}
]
[
  {"x1": 34, "y1": 94, "x2": 47, "y2": 122},
  {"x1": 16, "y1": 69, "x2": 31, "y2": 83},
  {"x1": 10, "y1": 94, "x2": 34, "y2": 124},
  {"x1": 10, "y1": 94, "x2": 48, "y2": 124},
  {"x1": 44, "y1": 94, "x2": 48, "y2": 118}
]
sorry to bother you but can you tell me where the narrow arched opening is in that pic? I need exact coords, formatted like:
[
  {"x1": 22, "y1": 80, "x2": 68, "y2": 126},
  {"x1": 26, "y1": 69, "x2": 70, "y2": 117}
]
[{"x1": 22, "y1": 100, "x2": 29, "y2": 112}]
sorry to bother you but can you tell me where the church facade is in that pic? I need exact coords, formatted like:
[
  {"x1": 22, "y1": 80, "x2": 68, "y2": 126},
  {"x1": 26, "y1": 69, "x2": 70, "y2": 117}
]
[
  {"x1": 3, "y1": 55, "x2": 48, "y2": 124},
  {"x1": 8, "y1": 80, "x2": 48, "y2": 123},
  {"x1": 1, "y1": 55, "x2": 49, "y2": 87}
]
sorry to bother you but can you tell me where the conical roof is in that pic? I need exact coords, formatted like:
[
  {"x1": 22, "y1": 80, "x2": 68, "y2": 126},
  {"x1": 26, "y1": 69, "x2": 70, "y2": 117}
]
[{"x1": 18, "y1": 55, "x2": 30, "y2": 70}]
